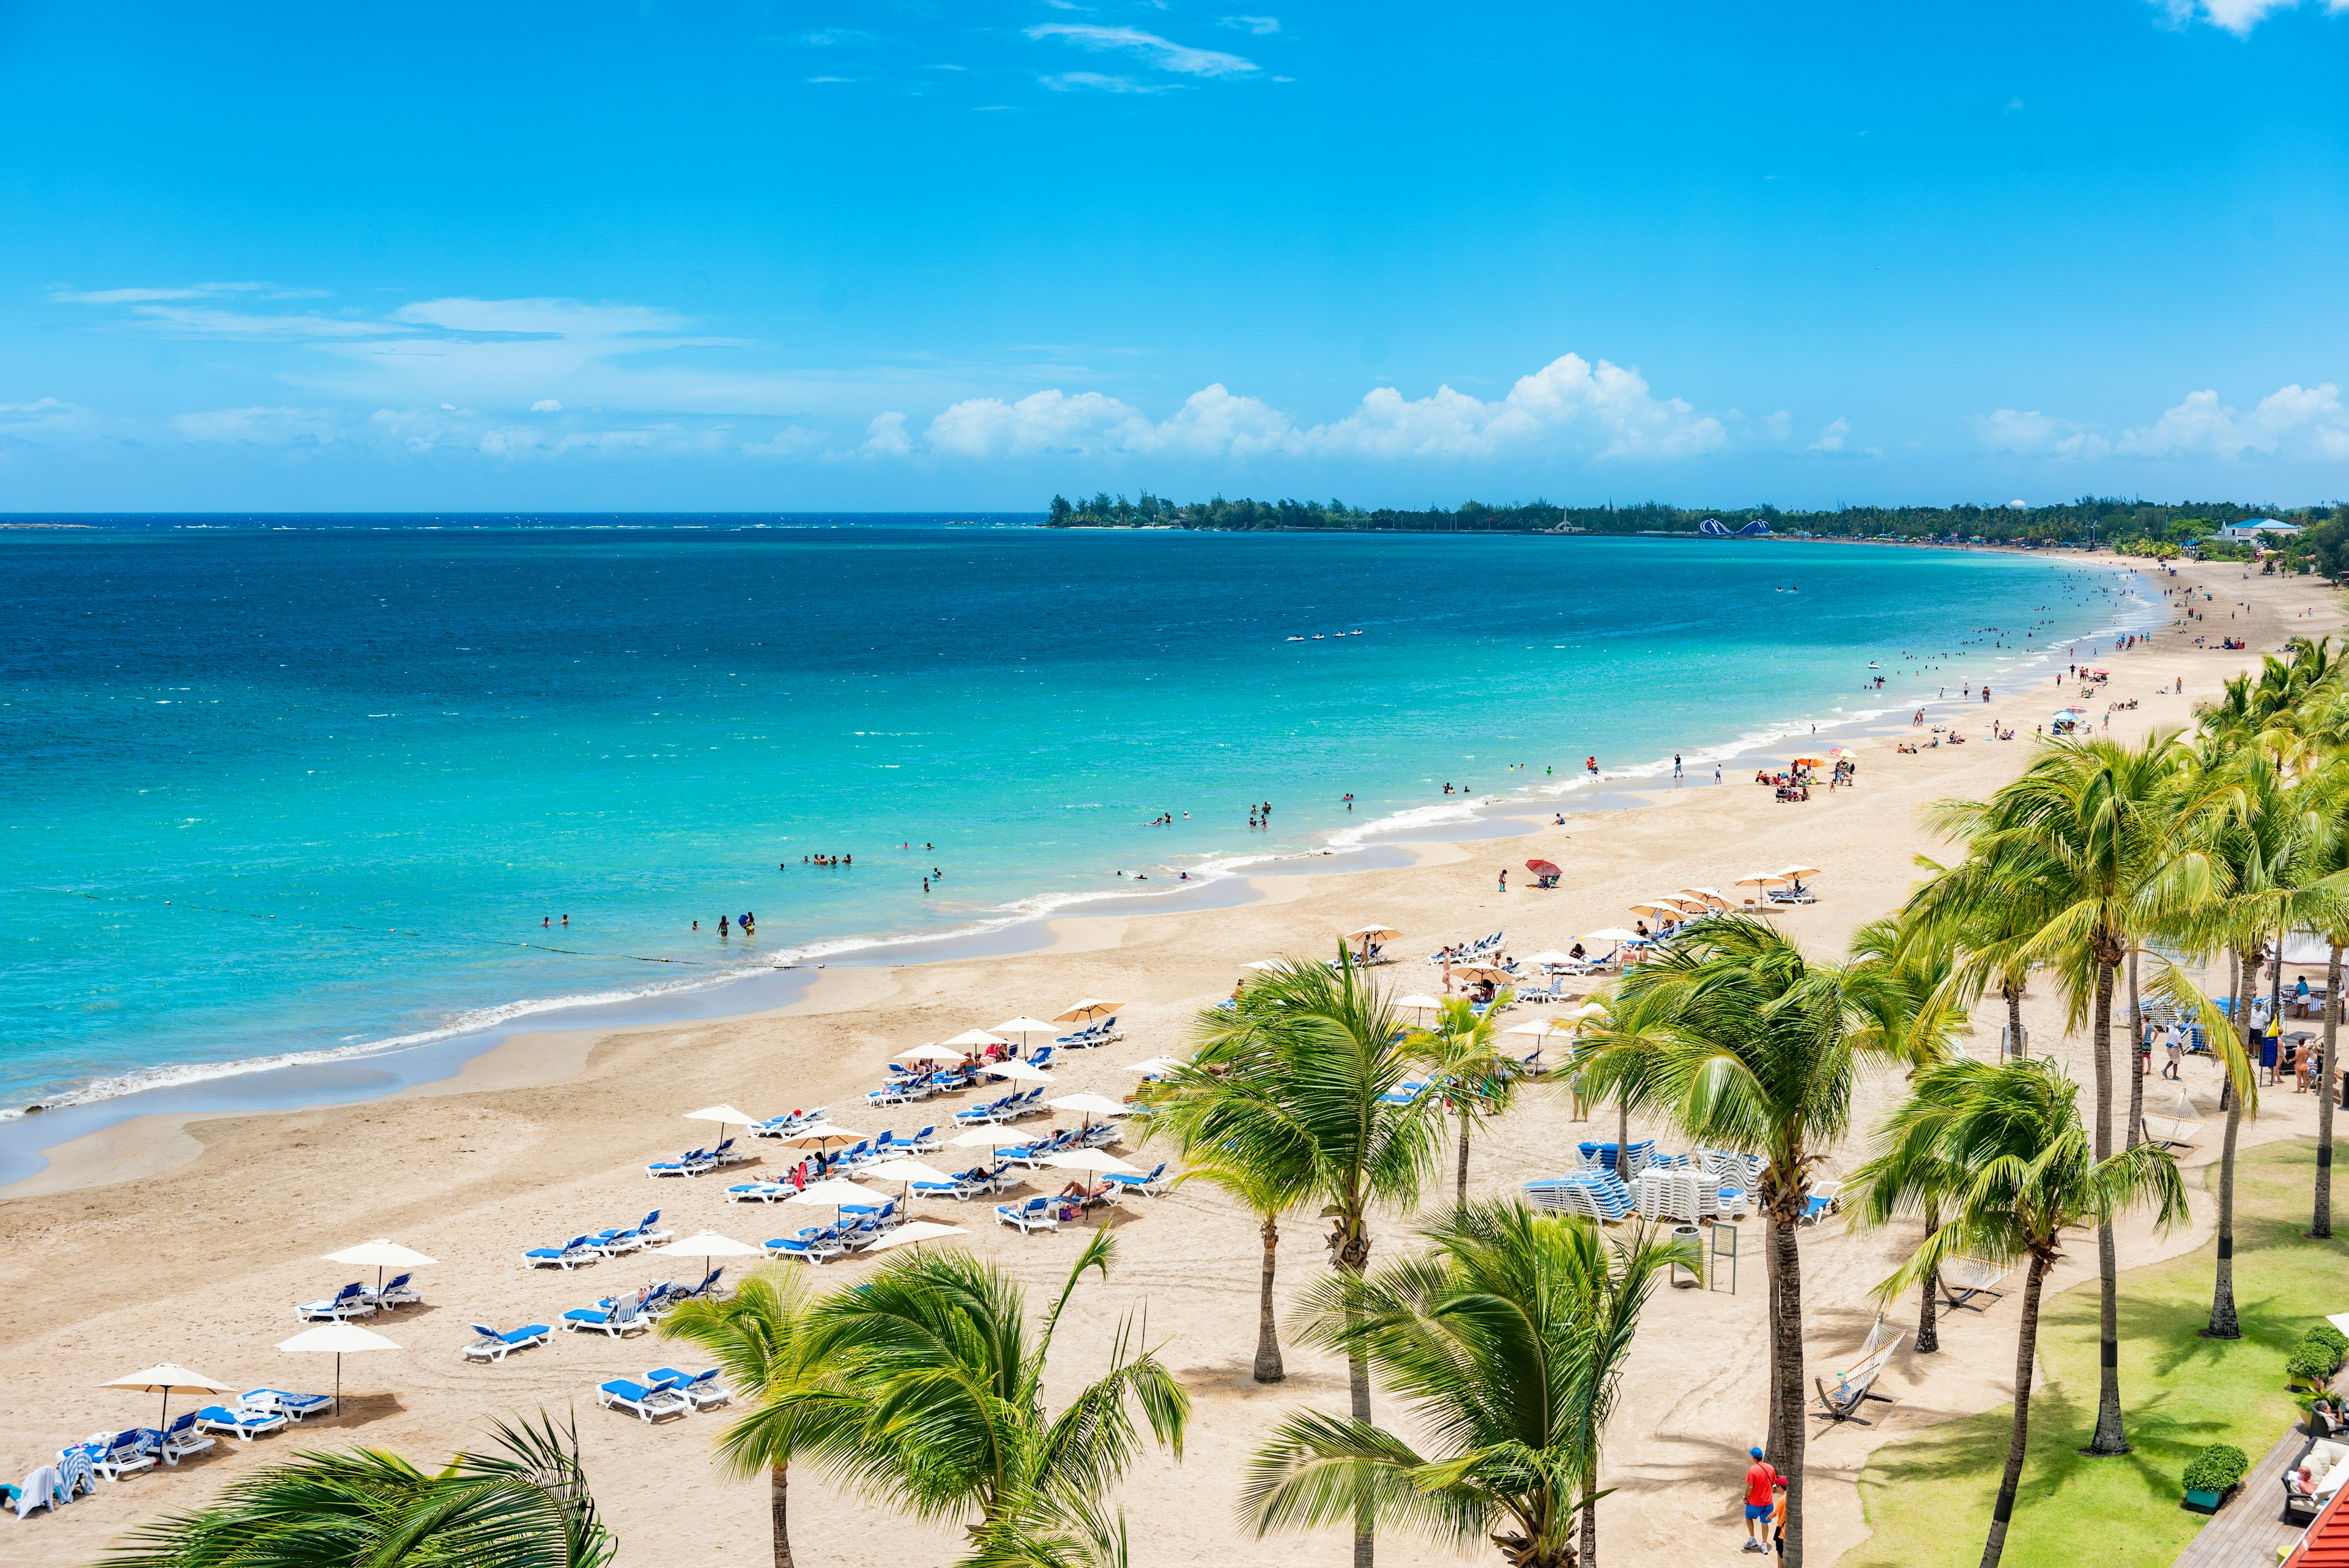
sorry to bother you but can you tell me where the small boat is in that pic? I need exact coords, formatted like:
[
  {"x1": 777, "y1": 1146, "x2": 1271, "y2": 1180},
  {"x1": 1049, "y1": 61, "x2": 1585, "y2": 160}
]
[
  {"x1": 1313, "y1": 634, "x2": 1326, "y2": 641},
  {"x1": 1286, "y1": 636, "x2": 1304, "y2": 642}
]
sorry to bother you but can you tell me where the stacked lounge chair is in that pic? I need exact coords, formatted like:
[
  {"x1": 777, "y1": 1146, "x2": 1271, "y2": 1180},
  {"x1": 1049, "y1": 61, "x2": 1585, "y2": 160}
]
[
  {"x1": 1521, "y1": 1172, "x2": 1635, "y2": 1222},
  {"x1": 1633, "y1": 1167, "x2": 1726, "y2": 1224}
]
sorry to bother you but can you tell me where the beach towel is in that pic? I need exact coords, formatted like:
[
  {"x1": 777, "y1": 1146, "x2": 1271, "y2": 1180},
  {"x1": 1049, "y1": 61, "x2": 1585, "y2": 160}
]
[
  {"x1": 13, "y1": 1465, "x2": 62, "y2": 1518},
  {"x1": 56, "y1": 1444, "x2": 97, "y2": 1499}
]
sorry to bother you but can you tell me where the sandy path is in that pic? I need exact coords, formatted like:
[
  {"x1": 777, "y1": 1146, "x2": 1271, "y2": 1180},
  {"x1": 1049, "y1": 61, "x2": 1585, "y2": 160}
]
[{"x1": 1, "y1": 554, "x2": 2332, "y2": 1567}]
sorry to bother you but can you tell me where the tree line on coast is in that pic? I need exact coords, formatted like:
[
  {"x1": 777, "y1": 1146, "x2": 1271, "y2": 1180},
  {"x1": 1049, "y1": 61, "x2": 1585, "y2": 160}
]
[
  {"x1": 1044, "y1": 489, "x2": 2349, "y2": 568},
  {"x1": 98, "y1": 639, "x2": 2349, "y2": 1568}
]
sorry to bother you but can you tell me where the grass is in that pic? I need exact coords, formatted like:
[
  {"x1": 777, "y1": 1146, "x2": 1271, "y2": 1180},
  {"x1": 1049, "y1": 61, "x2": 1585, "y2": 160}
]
[{"x1": 1841, "y1": 1137, "x2": 2349, "y2": 1568}]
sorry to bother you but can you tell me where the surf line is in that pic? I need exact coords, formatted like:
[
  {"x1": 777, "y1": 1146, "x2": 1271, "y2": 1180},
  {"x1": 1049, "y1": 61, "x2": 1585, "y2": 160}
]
[{"x1": 13, "y1": 886, "x2": 743, "y2": 968}]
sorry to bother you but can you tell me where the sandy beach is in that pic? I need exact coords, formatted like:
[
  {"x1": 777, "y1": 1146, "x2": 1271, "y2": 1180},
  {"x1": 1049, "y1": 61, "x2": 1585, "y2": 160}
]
[{"x1": 6, "y1": 554, "x2": 2339, "y2": 1567}]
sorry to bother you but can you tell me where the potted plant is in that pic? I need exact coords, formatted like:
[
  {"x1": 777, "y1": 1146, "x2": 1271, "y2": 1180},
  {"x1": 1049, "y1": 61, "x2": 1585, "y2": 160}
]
[
  {"x1": 2183, "y1": 1443, "x2": 2250, "y2": 1514},
  {"x1": 2290, "y1": 1325, "x2": 2348, "y2": 1395}
]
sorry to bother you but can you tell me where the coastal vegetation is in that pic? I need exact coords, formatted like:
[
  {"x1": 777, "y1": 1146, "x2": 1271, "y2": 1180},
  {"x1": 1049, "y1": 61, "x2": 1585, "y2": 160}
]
[
  {"x1": 94, "y1": 1414, "x2": 615, "y2": 1568},
  {"x1": 1042, "y1": 491, "x2": 2348, "y2": 565}
]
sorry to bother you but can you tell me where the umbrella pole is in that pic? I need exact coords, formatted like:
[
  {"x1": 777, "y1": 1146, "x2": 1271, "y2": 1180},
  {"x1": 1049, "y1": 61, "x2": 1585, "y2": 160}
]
[
  {"x1": 334, "y1": 1353, "x2": 342, "y2": 1419},
  {"x1": 160, "y1": 1390, "x2": 169, "y2": 1437}
]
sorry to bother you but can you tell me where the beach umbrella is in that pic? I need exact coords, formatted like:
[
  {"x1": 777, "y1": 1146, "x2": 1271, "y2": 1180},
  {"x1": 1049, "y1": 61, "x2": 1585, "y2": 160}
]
[
  {"x1": 1627, "y1": 899, "x2": 1685, "y2": 917},
  {"x1": 1505, "y1": 1016, "x2": 1579, "y2": 1038},
  {"x1": 776, "y1": 1124, "x2": 866, "y2": 1150},
  {"x1": 1047, "y1": 1091, "x2": 1129, "y2": 1131},
  {"x1": 862, "y1": 1221, "x2": 968, "y2": 1253},
  {"x1": 896, "y1": 1043, "x2": 971, "y2": 1063},
  {"x1": 650, "y1": 1230, "x2": 760, "y2": 1291},
  {"x1": 1041, "y1": 1148, "x2": 1142, "y2": 1226},
  {"x1": 1125, "y1": 1056, "x2": 1185, "y2": 1076},
  {"x1": 985, "y1": 1058, "x2": 1052, "y2": 1083},
  {"x1": 1241, "y1": 959, "x2": 1285, "y2": 972},
  {"x1": 786, "y1": 1178, "x2": 891, "y2": 1222},
  {"x1": 1679, "y1": 887, "x2": 1734, "y2": 907},
  {"x1": 942, "y1": 1029, "x2": 1009, "y2": 1052},
  {"x1": 1583, "y1": 926, "x2": 1644, "y2": 943},
  {"x1": 684, "y1": 1104, "x2": 760, "y2": 1148},
  {"x1": 1343, "y1": 925, "x2": 1403, "y2": 942},
  {"x1": 1776, "y1": 865, "x2": 1821, "y2": 881},
  {"x1": 1524, "y1": 859, "x2": 1561, "y2": 880},
  {"x1": 1733, "y1": 872, "x2": 1784, "y2": 889},
  {"x1": 944, "y1": 1127, "x2": 1030, "y2": 1153},
  {"x1": 276, "y1": 1323, "x2": 401, "y2": 1418},
  {"x1": 1520, "y1": 949, "x2": 1577, "y2": 968},
  {"x1": 322, "y1": 1239, "x2": 437, "y2": 1306},
  {"x1": 1825, "y1": 747, "x2": 1854, "y2": 759},
  {"x1": 1054, "y1": 998, "x2": 1125, "y2": 1024},
  {"x1": 102, "y1": 1362, "x2": 238, "y2": 1436},
  {"x1": 861, "y1": 1157, "x2": 957, "y2": 1208},
  {"x1": 993, "y1": 1016, "x2": 1063, "y2": 1052},
  {"x1": 1392, "y1": 992, "x2": 1447, "y2": 1014},
  {"x1": 1452, "y1": 962, "x2": 1510, "y2": 981}
]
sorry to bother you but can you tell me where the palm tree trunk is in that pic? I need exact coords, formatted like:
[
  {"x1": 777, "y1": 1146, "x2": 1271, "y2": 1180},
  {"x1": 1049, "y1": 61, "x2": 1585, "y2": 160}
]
[
  {"x1": 2005, "y1": 983, "x2": 2025, "y2": 1060},
  {"x1": 1979, "y1": 1254, "x2": 2052, "y2": 1568},
  {"x1": 1915, "y1": 1203, "x2": 1942, "y2": 1354},
  {"x1": 1765, "y1": 1203, "x2": 1808, "y2": 1566},
  {"x1": 1337, "y1": 1215, "x2": 1375, "y2": 1568},
  {"x1": 2126, "y1": 948, "x2": 2145, "y2": 1151},
  {"x1": 2206, "y1": 945, "x2": 2255, "y2": 1339},
  {"x1": 1617, "y1": 1093, "x2": 1628, "y2": 1164},
  {"x1": 770, "y1": 1462, "x2": 795, "y2": 1568},
  {"x1": 2318, "y1": 943, "x2": 2340, "y2": 1239},
  {"x1": 2086, "y1": 951, "x2": 2129, "y2": 1456},
  {"x1": 1253, "y1": 1215, "x2": 1285, "y2": 1383},
  {"x1": 1457, "y1": 1107, "x2": 1472, "y2": 1206},
  {"x1": 1578, "y1": 1477, "x2": 1598, "y2": 1568}
]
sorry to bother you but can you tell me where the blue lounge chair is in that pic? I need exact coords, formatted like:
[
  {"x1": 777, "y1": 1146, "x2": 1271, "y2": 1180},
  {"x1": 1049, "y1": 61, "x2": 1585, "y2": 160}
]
[
  {"x1": 1102, "y1": 1161, "x2": 1172, "y2": 1197},
  {"x1": 240, "y1": 1389, "x2": 333, "y2": 1422},
  {"x1": 596, "y1": 1378, "x2": 689, "y2": 1424},
  {"x1": 764, "y1": 1227, "x2": 845, "y2": 1265},
  {"x1": 562, "y1": 1293, "x2": 651, "y2": 1337},
  {"x1": 365, "y1": 1273, "x2": 420, "y2": 1309},
  {"x1": 647, "y1": 1366, "x2": 732, "y2": 1411},
  {"x1": 195, "y1": 1405, "x2": 287, "y2": 1442},
  {"x1": 90, "y1": 1429, "x2": 157, "y2": 1480},
  {"x1": 157, "y1": 1411, "x2": 214, "y2": 1465},
  {"x1": 913, "y1": 1171, "x2": 984, "y2": 1201},
  {"x1": 995, "y1": 1196, "x2": 1059, "y2": 1233},
  {"x1": 522, "y1": 1234, "x2": 602, "y2": 1270},
  {"x1": 463, "y1": 1323, "x2": 552, "y2": 1362},
  {"x1": 645, "y1": 1147, "x2": 714, "y2": 1178},
  {"x1": 724, "y1": 1181, "x2": 787, "y2": 1202},
  {"x1": 632, "y1": 1209, "x2": 672, "y2": 1246},
  {"x1": 294, "y1": 1282, "x2": 377, "y2": 1321}
]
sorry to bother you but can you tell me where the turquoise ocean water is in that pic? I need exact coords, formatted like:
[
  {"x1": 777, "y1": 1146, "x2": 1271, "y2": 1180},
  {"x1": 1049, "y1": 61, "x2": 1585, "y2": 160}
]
[{"x1": 0, "y1": 520, "x2": 2149, "y2": 1125}]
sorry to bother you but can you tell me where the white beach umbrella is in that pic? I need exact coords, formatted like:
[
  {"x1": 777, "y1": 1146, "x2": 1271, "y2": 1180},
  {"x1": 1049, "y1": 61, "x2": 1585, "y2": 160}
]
[
  {"x1": 863, "y1": 1221, "x2": 968, "y2": 1253},
  {"x1": 101, "y1": 1363, "x2": 237, "y2": 1436},
  {"x1": 1505, "y1": 1017, "x2": 1579, "y2": 1038},
  {"x1": 276, "y1": 1322, "x2": 401, "y2": 1417},
  {"x1": 946, "y1": 1127, "x2": 1028, "y2": 1150},
  {"x1": 943, "y1": 1029, "x2": 1009, "y2": 1051},
  {"x1": 1519, "y1": 949, "x2": 1577, "y2": 968},
  {"x1": 1734, "y1": 871, "x2": 1785, "y2": 888},
  {"x1": 985, "y1": 1059, "x2": 1052, "y2": 1083},
  {"x1": 1392, "y1": 993, "x2": 1447, "y2": 1014},
  {"x1": 993, "y1": 1016, "x2": 1063, "y2": 1050},
  {"x1": 1776, "y1": 865, "x2": 1822, "y2": 881},
  {"x1": 1125, "y1": 1056, "x2": 1184, "y2": 1076},
  {"x1": 861, "y1": 1157, "x2": 956, "y2": 1186},
  {"x1": 1055, "y1": 998, "x2": 1126, "y2": 1024},
  {"x1": 896, "y1": 1043, "x2": 970, "y2": 1063},
  {"x1": 1240, "y1": 959, "x2": 1285, "y2": 972},
  {"x1": 1583, "y1": 927, "x2": 1644, "y2": 943},
  {"x1": 650, "y1": 1230, "x2": 762, "y2": 1290},
  {"x1": 684, "y1": 1104, "x2": 760, "y2": 1146},
  {"x1": 1344, "y1": 924, "x2": 1403, "y2": 942},
  {"x1": 1043, "y1": 1150, "x2": 1141, "y2": 1175},
  {"x1": 322, "y1": 1239, "x2": 437, "y2": 1304},
  {"x1": 1047, "y1": 1091, "x2": 1129, "y2": 1131},
  {"x1": 787, "y1": 1178, "x2": 891, "y2": 1221},
  {"x1": 1679, "y1": 887, "x2": 1734, "y2": 907}
]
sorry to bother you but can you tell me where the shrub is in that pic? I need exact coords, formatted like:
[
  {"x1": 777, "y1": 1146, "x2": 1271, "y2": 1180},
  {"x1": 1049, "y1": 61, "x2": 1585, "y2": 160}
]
[
  {"x1": 2290, "y1": 1325, "x2": 2348, "y2": 1389},
  {"x1": 2183, "y1": 1443, "x2": 2251, "y2": 1494},
  {"x1": 2310, "y1": 1323, "x2": 2349, "y2": 1362}
]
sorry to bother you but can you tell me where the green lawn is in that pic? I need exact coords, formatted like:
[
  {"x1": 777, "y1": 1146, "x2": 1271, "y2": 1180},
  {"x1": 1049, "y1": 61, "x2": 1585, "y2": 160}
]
[{"x1": 1842, "y1": 1137, "x2": 2349, "y2": 1568}]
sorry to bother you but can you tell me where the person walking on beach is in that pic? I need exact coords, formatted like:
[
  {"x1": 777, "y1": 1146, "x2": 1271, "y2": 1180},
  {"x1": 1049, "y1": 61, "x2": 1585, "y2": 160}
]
[
  {"x1": 1497, "y1": 869, "x2": 1507, "y2": 893},
  {"x1": 1741, "y1": 1447, "x2": 1776, "y2": 1553},
  {"x1": 1674, "y1": 752, "x2": 1683, "y2": 782}
]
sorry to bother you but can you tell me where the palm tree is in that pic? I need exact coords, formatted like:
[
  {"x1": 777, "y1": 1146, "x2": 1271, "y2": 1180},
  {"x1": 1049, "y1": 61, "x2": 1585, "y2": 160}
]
[
  {"x1": 1923, "y1": 732, "x2": 2225, "y2": 1454},
  {"x1": 1584, "y1": 917, "x2": 1923, "y2": 1567},
  {"x1": 95, "y1": 1413, "x2": 615, "y2": 1567},
  {"x1": 1156, "y1": 952, "x2": 1452, "y2": 1568},
  {"x1": 809, "y1": 1231, "x2": 1189, "y2": 1568},
  {"x1": 1408, "y1": 995, "x2": 1532, "y2": 1203},
  {"x1": 659, "y1": 1269, "x2": 841, "y2": 1568},
  {"x1": 1176, "y1": 1142, "x2": 1305, "y2": 1383},
  {"x1": 1856, "y1": 1059, "x2": 2187, "y2": 1568},
  {"x1": 1241, "y1": 1202, "x2": 1690, "y2": 1568}
]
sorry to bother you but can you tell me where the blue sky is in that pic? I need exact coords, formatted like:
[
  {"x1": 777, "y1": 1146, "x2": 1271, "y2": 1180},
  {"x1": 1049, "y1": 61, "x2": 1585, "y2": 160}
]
[{"x1": 3, "y1": 0, "x2": 2347, "y2": 512}]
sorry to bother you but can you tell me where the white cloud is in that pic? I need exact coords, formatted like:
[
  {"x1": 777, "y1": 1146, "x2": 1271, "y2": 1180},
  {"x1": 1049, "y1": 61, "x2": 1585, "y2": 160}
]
[
  {"x1": 1219, "y1": 14, "x2": 1281, "y2": 33},
  {"x1": 920, "y1": 354, "x2": 1737, "y2": 463},
  {"x1": 127, "y1": 305, "x2": 399, "y2": 340},
  {"x1": 1809, "y1": 417, "x2": 1850, "y2": 453},
  {"x1": 861, "y1": 410, "x2": 913, "y2": 456},
  {"x1": 1042, "y1": 72, "x2": 1165, "y2": 94},
  {"x1": 169, "y1": 406, "x2": 360, "y2": 445},
  {"x1": 2156, "y1": 0, "x2": 2349, "y2": 32},
  {"x1": 388, "y1": 297, "x2": 691, "y2": 337},
  {"x1": 1981, "y1": 383, "x2": 2349, "y2": 461},
  {"x1": 46, "y1": 281, "x2": 325, "y2": 304},
  {"x1": 1025, "y1": 23, "x2": 1260, "y2": 78}
]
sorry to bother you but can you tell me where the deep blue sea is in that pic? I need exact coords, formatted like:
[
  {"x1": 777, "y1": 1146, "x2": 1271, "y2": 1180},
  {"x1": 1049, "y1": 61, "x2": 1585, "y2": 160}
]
[{"x1": 0, "y1": 517, "x2": 2148, "y2": 1116}]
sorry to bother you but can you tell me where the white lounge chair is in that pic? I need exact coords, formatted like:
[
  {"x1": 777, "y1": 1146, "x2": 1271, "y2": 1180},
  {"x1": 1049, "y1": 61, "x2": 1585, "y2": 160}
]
[
  {"x1": 596, "y1": 1378, "x2": 689, "y2": 1424},
  {"x1": 463, "y1": 1323, "x2": 552, "y2": 1362}
]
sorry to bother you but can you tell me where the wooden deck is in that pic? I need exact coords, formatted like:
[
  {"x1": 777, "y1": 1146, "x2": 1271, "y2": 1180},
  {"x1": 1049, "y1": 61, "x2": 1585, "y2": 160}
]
[{"x1": 2173, "y1": 1426, "x2": 2311, "y2": 1568}]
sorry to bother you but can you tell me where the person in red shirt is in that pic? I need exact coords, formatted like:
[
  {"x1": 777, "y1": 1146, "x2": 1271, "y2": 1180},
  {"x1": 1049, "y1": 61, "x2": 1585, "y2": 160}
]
[{"x1": 1742, "y1": 1446, "x2": 1776, "y2": 1553}]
